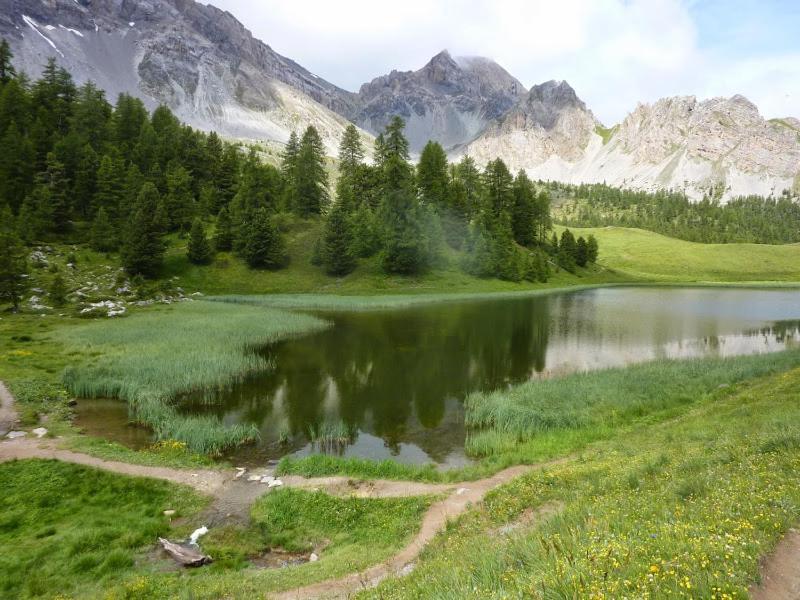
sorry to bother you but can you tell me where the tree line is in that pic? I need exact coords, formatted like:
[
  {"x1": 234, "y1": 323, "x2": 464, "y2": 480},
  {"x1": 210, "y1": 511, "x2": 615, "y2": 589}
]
[
  {"x1": 549, "y1": 181, "x2": 800, "y2": 244},
  {"x1": 0, "y1": 42, "x2": 600, "y2": 309},
  {"x1": 313, "y1": 118, "x2": 575, "y2": 282}
]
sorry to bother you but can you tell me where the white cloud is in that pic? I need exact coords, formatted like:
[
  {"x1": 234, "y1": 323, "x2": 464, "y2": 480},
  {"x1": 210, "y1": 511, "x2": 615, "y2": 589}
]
[{"x1": 211, "y1": 0, "x2": 800, "y2": 124}]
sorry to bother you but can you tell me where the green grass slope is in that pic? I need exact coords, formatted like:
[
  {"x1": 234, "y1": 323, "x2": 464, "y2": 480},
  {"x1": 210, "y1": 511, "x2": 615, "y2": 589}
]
[{"x1": 563, "y1": 226, "x2": 800, "y2": 282}]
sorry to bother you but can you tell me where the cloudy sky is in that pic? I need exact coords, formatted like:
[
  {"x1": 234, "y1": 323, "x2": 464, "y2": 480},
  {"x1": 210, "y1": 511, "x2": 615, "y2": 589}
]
[{"x1": 212, "y1": 0, "x2": 800, "y2": 125}]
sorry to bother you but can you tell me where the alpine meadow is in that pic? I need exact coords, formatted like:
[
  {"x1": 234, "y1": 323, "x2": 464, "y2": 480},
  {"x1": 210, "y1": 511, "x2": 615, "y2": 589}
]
[{"x1": 1, "y1": 2, "x2": 800, "y2": 599}]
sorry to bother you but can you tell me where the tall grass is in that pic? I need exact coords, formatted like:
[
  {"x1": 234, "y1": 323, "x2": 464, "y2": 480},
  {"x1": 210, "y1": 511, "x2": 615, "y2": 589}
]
[
  {"x1": 307, "y1": 419, "x2": 356, "y2": 452},
  {"x1": 363, "y1": 366, "x2": 800, "y2": 599},
  {"x1": 465, "y1": 349, "x2": 800, "y2": 456},
  {"x1": 59, "y1": 301, "x2": 329, "y2": 455}
]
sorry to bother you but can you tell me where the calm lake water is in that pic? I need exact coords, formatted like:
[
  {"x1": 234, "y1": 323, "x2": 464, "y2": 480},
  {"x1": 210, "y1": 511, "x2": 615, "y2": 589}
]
[{"x1": 76, "y1": 287, "x2": 800, "y2": 466}]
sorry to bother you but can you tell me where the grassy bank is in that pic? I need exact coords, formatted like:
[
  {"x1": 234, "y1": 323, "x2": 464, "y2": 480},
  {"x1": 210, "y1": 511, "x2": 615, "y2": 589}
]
[
  {"x1": 361, "y1": 365, "x2": 800, "y2": 598},
  {"x1": 0, "y1": 460, "x2": 206, "y2": 600},
  {"x1": 280, "y1": 350, "x2": 800, "y2": 481},
  {"x1": 562, "y1": 225, "x2": 800, "y2": 282},
  {"x1": 107, "y1": 488, "x2": 433, "y2": 599},
  {"x1": 0, "y1": 459, "x2": 433, "y2": 600},
  {"x1": 465, "y1": 349, "x2": 800, "y2": 456},
  {"x1": 57, "y1": 301, "x2": 329, "y2": 454}
]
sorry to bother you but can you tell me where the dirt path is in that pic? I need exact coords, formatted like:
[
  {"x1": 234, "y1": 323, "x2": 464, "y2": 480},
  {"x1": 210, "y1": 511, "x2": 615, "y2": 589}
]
[
  {"x1": 750, "y1": 529, "x2": 800, "y2": 600},
  {"x1": 0, "y1": 380, "x2": 19, "y2": 437},
  {"x1": 270, "y1": 463, "x2": 562, "y2": 600},
  {"x1": 0, "y1": 437, "x2": 229, "y2": 493},
  {"x1": 0, "y1": 380, "x2": 561, "y2": 599}
]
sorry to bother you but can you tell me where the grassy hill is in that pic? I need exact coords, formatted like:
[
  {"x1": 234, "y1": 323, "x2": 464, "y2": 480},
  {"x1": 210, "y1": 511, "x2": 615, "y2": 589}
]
[{"x1": 559, "y1": 225, "x2": 800, "y2": 283}]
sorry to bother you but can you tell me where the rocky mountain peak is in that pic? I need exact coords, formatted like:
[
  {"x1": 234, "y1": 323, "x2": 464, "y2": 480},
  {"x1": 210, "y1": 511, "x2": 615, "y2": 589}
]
[
  {"x1": 521, "y1": 80, "x2": 594, "y2": 130},
  {"x1": 420, "y1": 49, "x2": 461, "y2": 85},
  {"x1": 355, "y1": 50, "x2": 526, "y2": 151}
]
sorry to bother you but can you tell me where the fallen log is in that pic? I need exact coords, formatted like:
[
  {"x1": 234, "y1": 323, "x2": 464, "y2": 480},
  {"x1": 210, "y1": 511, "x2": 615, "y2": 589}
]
[{"x1": 158, "y1": 537, "x2": 212, "y2": 567}]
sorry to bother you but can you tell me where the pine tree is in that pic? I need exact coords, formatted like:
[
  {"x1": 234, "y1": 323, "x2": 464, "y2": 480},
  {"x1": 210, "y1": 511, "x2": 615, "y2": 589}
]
[
  {"x1": 381, "y1": 117, "x2": 412, "y2": 192},
  {"x1": 240, "y1": 207, "x2": 287, "y2": 269},
  {"x1": 280, "y1": 131, "x2": 301, "y2": 210},
  {"x1": 49, "y1": 271, "x2": 68, "y2": 307},
  {"x1": 112, "y1": 94, "x2": 149, "y2": 158},
  {"x1": 463, "y1": 222, "x2": 495, "y2": 278},
  {"x1": 381, "y1": 188, "x2": 427, "y2": 274},
  {"x1": 198, "y1": 184, "x2": 217, "y2": 218},
  {"x1": 18, "y1": 186, "x2": 53, "y2": 241},
  {"x1": 586, "y1": 234, "x2": 599, "y2": 263},
  {"x1": 89, "y1": 207, "x2": 115, "y2": 252},
  {"x1": 0, "y1": 38, "x2": 16, "y2": 84},
  {"x1": 338, "y1": 124, "x2": 365, "y2": 178},
  {"x1": 214, "y1": 206, "x2": 233, "y2": 251},
  {"x1": 376, "y1": 118, "x2": 428, "y2": 274},
  {"x1": 43, "y1": 152, "x2": 71, "y2": 232},
  {"x1": 121, "y1": 182, "x2": 165, "y2": 278},
  {"x1": 72, "y1": 144, "x2": 98, "y2": 219},
  {"x1": 166, "y1": 162, "x2": 195, "y2": 232},
  {"x1": 336, "y1": 124, "x2": 365, "y2": 211},
  {"x1": 295, "y1": 126, "x2": 329, "y2": 216},
  {"x1": 350, "y1": 202, "x2": 381, "y2": 258},
  {"x1": 417, "y1": 141, "x2": 449, "y2": 208},
  {"x1": 512, "y1": 170, "x2": 536, "y2": 246},
  {"x1": 0, "y1": 78, "x2": 32, "y2": 134},
  {"x1": 455, "y1": 156, "x2": 483, "y2": 217},
  {"x1": 575, "y1": 236, "x2": 589, "y2": 267},
  {"x1": 0, "y1": 207, "x2": 27, "y2": 311},
  {"x1": 558, "y1": 229, "x2": 578, "y2": 272},
  {"x1": 492, "y1": 213, "x2": 523, "y2": 282},
  {"x1": 187, "y1": 218, "x2": 213, "y2": 265},
  {"x1": 482, "y1": 159, "x2": 514, "y2": 217},
  {"x1": 71, "y1": 82, "x2": 111, "y2": 151},
  {"x1": 0, "y1": 122, "x2": 35, "y2": 213},
  {"x1": 93, "y1": 151, "x2": 126, "y2": 222},
  {"x1": 524, "y1": 249, "x2": 550, "y2": 283},
  {"x1": 321, "y1": 202, "x2": 356, "y2": 276}
]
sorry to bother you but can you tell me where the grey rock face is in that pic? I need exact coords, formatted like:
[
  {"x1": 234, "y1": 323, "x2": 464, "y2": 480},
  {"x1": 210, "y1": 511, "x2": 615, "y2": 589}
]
[
  {"x1": 464, "y1": 79, "x2": 599, "y2": 167},
  {"x1": 0, "y1": 0, "x2": 359, "y2": 148},
  {"x1": 356, "y1": 50, "x2": 526, "y2": 151}
]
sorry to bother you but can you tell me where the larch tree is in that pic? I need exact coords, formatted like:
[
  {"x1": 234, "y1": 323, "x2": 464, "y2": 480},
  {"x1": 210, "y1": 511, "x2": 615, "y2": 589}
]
[
  {"x1": 295, "y1": 126, "x2": 329, "y2": 216},
  {"x1": 187, "y1": 217, "x2": 213, "y2": 265},
  {"x1": 121, "y1": 182, "x2": 166, "y2": 278},
  {"x1": 321, "y1": 201, "x2": 357, "y2": 276}
]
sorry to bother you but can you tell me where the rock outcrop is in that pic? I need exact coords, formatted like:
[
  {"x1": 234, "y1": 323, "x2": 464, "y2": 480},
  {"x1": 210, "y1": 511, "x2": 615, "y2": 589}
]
[
  {"x1": 461, "y1": 80, "x2": 599, "y2": 170},
  {"x1": 0, "y1": 0, "x2": 362, "y2": 152},
  {"x1": 356, "y1": 50, "x2": 526, "y2": 151},
  {"x1": 462, "y1": 88, "x2": 800, "y2": 200}
]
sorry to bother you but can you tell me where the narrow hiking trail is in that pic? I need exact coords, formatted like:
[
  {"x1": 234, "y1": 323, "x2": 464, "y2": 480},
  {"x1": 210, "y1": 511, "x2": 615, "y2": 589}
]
[
  {"x1": 0, "y1": 432, "x2": 557, "y2": 598},
  {"x1": 3, "y1": 381, "x2": 799, "y2": 599},
  {"x1": 751, "y1": 529, "x2": 800, "y2": 600}
]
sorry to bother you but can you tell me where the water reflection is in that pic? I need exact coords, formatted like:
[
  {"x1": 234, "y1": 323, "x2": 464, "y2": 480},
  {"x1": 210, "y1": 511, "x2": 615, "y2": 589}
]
[{"x1": 78, "y1": 288, "x2": 800, "y2": 465}]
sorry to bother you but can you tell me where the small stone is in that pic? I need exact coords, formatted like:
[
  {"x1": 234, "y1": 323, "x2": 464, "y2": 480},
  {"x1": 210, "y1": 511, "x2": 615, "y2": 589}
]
[
  {"x1": 5, "y1": 431, "x2": 26, "y2": 439},
  {"x1": 456, "y1": 488, "x2": 468, "y2": 496},
  {"x1": 163, "y1": 510, "x2": 176, "y2": 516},
  {"x1": 267, "y1": 459, "x2": 280, "y2": 466},
  {"x1": 309, "y1": 553, "x2": 319, "y2": 562},
  {"x1": 32, "y1": 427, "x2": 48, "y2": 438},
  {"x1": 234, "y1": 469, "x2": 246, "y2": 479},
  {"x1": 247, "y1": 474, "x2": 262, "y2": 482}
]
